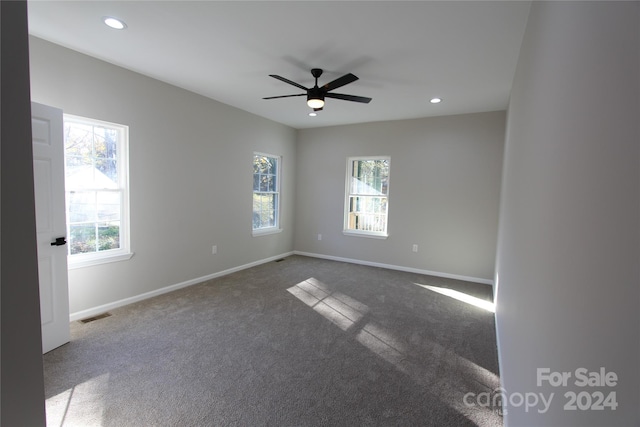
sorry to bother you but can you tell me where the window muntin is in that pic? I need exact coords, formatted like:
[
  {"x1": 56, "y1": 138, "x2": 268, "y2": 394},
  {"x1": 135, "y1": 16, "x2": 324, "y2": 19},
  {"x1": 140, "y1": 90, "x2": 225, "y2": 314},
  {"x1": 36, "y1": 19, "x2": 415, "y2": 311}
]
[
  {"x1": 253, "y1": 153, "x2": 281, "y2": 234},
  {"x1": 64, "y1": 115, "x2": 131, "y2": 267},
  {"x1": 344, "y1": 157, "x2": 390, "y2": 237}
]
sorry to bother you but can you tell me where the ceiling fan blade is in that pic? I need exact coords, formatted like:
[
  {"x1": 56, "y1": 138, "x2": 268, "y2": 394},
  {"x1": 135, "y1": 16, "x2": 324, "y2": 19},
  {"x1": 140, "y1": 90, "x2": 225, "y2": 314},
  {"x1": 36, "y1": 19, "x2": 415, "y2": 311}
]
[
  {"x1": 322, "y1": 73, "x2": 358, "y2": 92},
  {"x1": 325, "y1": 93, "x2": 372, "y2": 103},
  {"x1": 269, "y1": 75, "x2": 308, "y2": 91},
  {"x1": 263, "y1": 94, "x2": 306, "y2": 100}
]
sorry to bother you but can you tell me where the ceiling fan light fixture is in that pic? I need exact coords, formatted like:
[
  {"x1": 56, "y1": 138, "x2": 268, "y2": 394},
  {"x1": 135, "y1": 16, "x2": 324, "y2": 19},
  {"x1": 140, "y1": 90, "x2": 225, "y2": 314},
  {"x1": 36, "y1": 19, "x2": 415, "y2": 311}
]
[{"x1": 307, "y1": 97, "x2": 325, "y2": 109}]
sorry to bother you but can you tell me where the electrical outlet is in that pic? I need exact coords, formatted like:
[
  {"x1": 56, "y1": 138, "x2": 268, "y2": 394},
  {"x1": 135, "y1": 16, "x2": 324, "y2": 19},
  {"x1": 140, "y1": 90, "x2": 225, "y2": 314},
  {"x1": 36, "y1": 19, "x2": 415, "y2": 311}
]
[
  {"x1": 318, "y1": 234, "x2": 322, "y2": 241},
  {"x1": 412, "y1": 244, "x2": 418, "y2": 253},
  {"x1": 212, "y1": 245, "x2": 217, "y2": 254}
]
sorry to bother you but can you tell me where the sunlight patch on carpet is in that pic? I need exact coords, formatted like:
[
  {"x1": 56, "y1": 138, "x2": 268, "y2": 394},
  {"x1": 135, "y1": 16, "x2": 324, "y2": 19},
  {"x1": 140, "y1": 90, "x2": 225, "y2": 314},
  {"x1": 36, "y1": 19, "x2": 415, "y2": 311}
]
[
  {"x1": 46, "y1": 373, "x2": 110, "y2": 427},
  {"x1": 414, "y1": 283, "x2": 495, "y2": 312},
  {"x1": 287, "y1": 278, "x2": 369, "y2": 331}
]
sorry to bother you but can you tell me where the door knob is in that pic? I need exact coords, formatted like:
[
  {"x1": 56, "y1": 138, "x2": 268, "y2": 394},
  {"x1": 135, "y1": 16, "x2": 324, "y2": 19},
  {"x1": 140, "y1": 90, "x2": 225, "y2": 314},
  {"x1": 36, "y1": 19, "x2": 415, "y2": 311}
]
[{"x1": 51, "y1": 237, "x2": 67, "y2": 246}]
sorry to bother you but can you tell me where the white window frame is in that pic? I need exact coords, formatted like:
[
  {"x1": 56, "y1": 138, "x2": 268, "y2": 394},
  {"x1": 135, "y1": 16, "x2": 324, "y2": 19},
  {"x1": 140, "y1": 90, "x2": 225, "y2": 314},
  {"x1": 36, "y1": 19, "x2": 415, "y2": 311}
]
[
  {"x1": 343, "y1": 156, "x2": 390, "y2": 239},
  {"x1": 64, "y1": 114, "x2": 132, "y2": 268},
  {"x1": 252, "y1": 152, "x2": 282, "y2": 236}
]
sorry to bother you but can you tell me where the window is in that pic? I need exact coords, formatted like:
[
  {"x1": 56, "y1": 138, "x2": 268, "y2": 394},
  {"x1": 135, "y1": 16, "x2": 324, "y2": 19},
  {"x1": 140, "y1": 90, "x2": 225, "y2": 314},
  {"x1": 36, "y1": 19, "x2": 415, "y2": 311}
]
[
  {"x1": 64, "y1": 115, "x2": 131, "y2": 268},
  {"x1": 344, "y1": 156, "x2": 390, "y2": 238},
  {"x1": 253, "y1": 153, "x2": 281, "y2": 235}
]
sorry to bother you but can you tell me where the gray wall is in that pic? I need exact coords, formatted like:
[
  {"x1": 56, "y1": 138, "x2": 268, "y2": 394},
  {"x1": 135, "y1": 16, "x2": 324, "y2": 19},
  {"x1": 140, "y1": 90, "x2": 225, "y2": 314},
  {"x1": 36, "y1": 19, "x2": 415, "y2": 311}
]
[
  {"x1": 1, "y1": 2, "x2": 47, "y2": 425},
  {"x1": 295, "y1": 112, "x2": 505, "y2": 282},
  {"x1": 29, "y1": 37, "x2": 297, "y2": 315},
  {"x1": 495, "y1": 2, "x2": 639, "y2": 425}
]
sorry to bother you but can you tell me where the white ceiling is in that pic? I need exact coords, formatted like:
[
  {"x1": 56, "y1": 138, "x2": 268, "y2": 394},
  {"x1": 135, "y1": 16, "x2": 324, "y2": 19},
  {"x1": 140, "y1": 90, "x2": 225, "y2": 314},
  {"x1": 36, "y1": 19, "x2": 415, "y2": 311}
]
[{"x1": 27, "y1": 1, "x2": 531, "y2": 130}]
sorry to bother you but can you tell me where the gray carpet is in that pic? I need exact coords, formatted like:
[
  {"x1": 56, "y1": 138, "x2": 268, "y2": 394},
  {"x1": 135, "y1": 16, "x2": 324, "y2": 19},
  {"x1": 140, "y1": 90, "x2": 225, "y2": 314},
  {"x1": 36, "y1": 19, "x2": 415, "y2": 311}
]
[{"x1": 44, "y1": 255, "x2": 502, "y2": 426}]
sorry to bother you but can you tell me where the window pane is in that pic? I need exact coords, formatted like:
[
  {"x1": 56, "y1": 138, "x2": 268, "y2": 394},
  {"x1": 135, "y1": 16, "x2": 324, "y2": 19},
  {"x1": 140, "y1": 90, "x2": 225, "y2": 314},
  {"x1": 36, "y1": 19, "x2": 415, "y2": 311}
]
[
  {"x1": 262, "y1": 209, "x2": 275, "y2": 228},
  {"x1": 351, "y1": 159, "x2": 389, "y2": 195},
  {"x1": 269, "y1": 174, "x2": 277, "y2": 192},
  {"x1": 69, "y1": 224, "x2": 96, "y2": 255},
  {"x1": 94, "y1": 127, "x2": 118, "y2": 159},
  {"x1": 97, "y1": 191, "x2": 121, "y2": 221},
  {"x1": 98, "y1": 222, "x2": 120, "y2": 251},
  {"x1": 68, "y1": 191, "x2": 96, "y2": 223},
  {"x1": 348, "y1": 195, "x2": 387, "y2": 232},
  {"x1": 253, "y1": 193, "x2": 277, "y2": 229},
  {"x1": 254, "y1": 156, "x2": 268, "y2": 174},
  {"x1": 64, "y1": 122, "x2": 93, "y2": 156},
  {"x1": 260, "y1": 175, "x2": 277, "y2": 192},
  {"x1": 95, "y1": 159, "x2": 118, "y2": 185}
]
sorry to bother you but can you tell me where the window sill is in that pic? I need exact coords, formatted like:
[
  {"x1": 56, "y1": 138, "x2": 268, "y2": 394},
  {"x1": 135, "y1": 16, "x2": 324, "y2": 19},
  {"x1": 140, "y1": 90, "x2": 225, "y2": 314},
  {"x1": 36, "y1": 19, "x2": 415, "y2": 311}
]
[
  {"x1": 68, "y1": 251, "x2": 134, "y2": 269},
  {"x1": 342, "y1": 230, "x2": 389, "y2": 240},
  {"x1": 252, "y1": 228, "x2": 283, "y2": 237}
]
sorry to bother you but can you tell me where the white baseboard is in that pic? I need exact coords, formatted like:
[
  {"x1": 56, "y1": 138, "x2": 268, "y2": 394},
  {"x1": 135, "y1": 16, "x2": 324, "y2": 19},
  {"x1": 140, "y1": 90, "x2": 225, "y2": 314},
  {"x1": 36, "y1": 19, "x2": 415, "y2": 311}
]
[
  {"x1": 69, "y1": 251, "x2": 294, "y2": 322},
  {"x1": 293, "y1": 251, "x2": 494, "y2": 286}
]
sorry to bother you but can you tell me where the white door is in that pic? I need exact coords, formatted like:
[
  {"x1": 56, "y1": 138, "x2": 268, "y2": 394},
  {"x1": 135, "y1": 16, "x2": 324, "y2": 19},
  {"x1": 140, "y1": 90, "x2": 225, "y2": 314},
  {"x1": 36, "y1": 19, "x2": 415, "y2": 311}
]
[{"x1": 32, "y1": 102, "x2": 71, "y2": 353}]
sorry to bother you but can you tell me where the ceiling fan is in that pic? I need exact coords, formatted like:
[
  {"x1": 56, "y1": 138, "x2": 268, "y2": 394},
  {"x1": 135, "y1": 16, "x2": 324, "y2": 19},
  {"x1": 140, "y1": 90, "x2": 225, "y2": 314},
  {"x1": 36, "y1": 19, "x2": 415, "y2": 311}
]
[{"x1": 263, "y1": 68, "x2": 372, "y2": 111}]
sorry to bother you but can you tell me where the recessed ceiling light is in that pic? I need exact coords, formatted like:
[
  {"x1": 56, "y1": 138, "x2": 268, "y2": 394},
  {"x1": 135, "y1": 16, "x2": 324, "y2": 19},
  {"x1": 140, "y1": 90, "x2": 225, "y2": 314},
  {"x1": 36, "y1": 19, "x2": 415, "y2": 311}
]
[
  {"x1": 430, "y1": 97, "x2": 442, "y2": 104},
  {"x1": 308, "y1": 112, "x2": 317, "y2": 117},
  {"x1": 103, "y1": 16, "x2": 127, "y2": 30}
]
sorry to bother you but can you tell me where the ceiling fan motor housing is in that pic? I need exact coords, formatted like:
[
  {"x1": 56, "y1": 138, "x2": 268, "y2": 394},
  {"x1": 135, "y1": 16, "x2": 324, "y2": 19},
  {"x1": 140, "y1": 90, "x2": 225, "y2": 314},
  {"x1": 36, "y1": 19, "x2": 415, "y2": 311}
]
[{"x1": 308, "y1": 86, "x2": 324, "y2": 103}]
